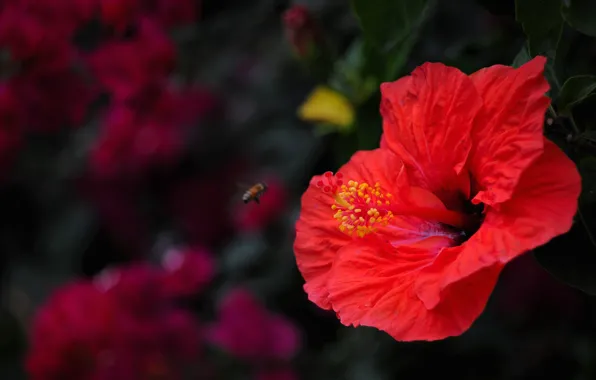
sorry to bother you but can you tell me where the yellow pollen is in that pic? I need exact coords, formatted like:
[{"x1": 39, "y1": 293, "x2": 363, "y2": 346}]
[{"x1": 331, "y1": 179, "x2": 394, "y2": 237}]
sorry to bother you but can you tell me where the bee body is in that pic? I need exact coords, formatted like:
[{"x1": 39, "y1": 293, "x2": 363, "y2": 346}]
[{"x1": 242, "y1": 182, "x2": 268, "y2": 204}]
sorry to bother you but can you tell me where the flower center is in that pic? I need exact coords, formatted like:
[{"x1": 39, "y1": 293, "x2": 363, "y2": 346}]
[{"x1": 317, "y1": 171, "x2": 479, "y2": 237}]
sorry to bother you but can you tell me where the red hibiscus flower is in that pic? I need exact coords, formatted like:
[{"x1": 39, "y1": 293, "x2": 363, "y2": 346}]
[
  {"x1": 293, "y1": 56, "x2": 581, "y2": 341},
  {"x1": 206, "y1": 288, "x2": 301, "y2": 361}
]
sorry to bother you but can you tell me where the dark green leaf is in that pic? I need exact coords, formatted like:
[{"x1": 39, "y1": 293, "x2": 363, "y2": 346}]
[
  {"x1": 561, "y1": 0, "x2": 596, "y2": 37},
  {"x1": 557, "y1": 75, "x2": 596, "y2": 115},
  {"x1": 514, "y1": 0, "x2": 564, "y2": 98},
  {"x1": 350, "y1": 0, "x2": 429, "y2": 52},
  {"x1": 515, "y1": 0, "x2": 564, "y2": 58},
  {"x1": 512, "y1": 43, "x2": 531, "y2": 68},
  {"x1": 350, "y1": 0, "x2": 435, "y2": 83},
  {"x1": 328, "y1": 39, "x2": 378, "y2": 105}
]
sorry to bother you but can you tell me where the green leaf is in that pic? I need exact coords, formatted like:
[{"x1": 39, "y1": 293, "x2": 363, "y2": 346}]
[
  {"x1": 350, "y1": 0, "x2": 436, "y2": 83},
  {"x1": 512, "y1": 43, "x2": 531, "y2": 68},
  {"x1": 561, "y1": 0, "x2": 596, "y2": 37},
  {"x1": 328, "y1": 39, "x2": 378, "y2": 105},
  {"x1": 557, "y1": 75, "x2": 596, "y2": 115},
  {"x1": 515, "y1": 0, "x2": 564, "y2": 58},
  {"x1": 350, "y1": 0, "x2": 429, "y2": 52}
]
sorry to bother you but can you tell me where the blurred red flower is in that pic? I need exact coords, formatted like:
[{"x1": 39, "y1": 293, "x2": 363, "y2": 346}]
[
  {"x1": 162, "y1": 246, "x2": 215, "y2": 298},
  {"x1": 294, "y1": 56, "x2": 581, "y2": 341},
  {"x1": 233, "y1": 176, "x2": 288, "y2": 232},
  {"x1": 25, "y1": 281, "x2": 118, "y2": 380},
  {"x1": 90, "y1": 85, "x2": 215, "y2": 179},
  {"x1": 87, "y1": 18, "x2": 175, "y2": 102},
  {"x1": 100, "y1": 0, "x2": 198, "y2": 31},
  {"x1": 283, "y1": 5, "x2": 322, "y2": 58},
  {"x1": 27, "y1": 263, "x2": 204, "y2": 379},
  {"x1": 206, "y1": 288, "x2": 301, "y2": 361}
]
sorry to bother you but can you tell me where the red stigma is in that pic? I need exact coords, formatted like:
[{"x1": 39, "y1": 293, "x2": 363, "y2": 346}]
[{"x1": 316, "y1": 172, "x2": 343, "y2": 193}]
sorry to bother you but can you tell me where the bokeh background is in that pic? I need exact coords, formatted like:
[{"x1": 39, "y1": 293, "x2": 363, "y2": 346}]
[{"x1": 1, "y1": 0, "x2": 596, "y2": 379}]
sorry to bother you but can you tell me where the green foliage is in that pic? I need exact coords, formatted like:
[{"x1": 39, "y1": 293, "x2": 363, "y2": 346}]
[
  {"x1": 350, "y1": 0, "x2": 429, "y2": 52},
  {"x1": 511, "y1": 44, "x2": 532, "y2": 68},
  {"x1": 561, "y1": 0, "x2": 596, "y2": 37},
  {"x1": 514, "y1": 0, "x2": 563, "y2": 97},
  {"x1": 328, "y1": 39, "x2": 378, "y2": 105},
  {"x1": 515, "y1": 0, "x2": 563, "y2": 58},
  {"x1": 514, "y1": 0, "x2": 596, "y2": 295},
  {"x1": 350, "y1": 0, "x2": 435, "y2": 83},
  {"x1": 558, "y1": 75, "x2": 596, "y2": 115}
]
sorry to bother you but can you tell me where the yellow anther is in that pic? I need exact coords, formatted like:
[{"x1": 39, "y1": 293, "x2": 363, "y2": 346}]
[{"x1": 329, "y1": 178, "x2": 394, "y2": 238}]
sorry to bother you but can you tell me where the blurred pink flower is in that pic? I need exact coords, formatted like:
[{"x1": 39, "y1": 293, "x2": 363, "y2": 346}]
[
  {"x1": 102, "y1": 263, "x2": 168, "y2": 314},
  {"x1": 256, "y1": 369, "x2": 299, "y2": 380},
  {"x1": 100, "y1": 0, "x2": 198, "y2": 31},
  {"x1": 27, "y1": 264, "x2": 203, "y2": 380},
  {"x1": 100, "y1": 0, "x2": 140, "y2": 32},
  {"x1": 87, "y1": 18, "x2": 174, "y2": 102},
  {"x1": 25, "y1": 281, "x2": 117, "y2": 380},
  {"x1": 0, "y1": 6, "x2": 46, "y2": 62},
  {"x1": 0, "y1": 0, "x2": 92, "y2": 62},
  {"x1": 207, "y1": 289, "x2": 301, "y2": 361},
  {"x1": 162, "y1": 246, "x2": 215, "y2": 298},
  {"x1": 147, "y1": 0, "x2": 198, "y2": 28},
  {"x1": 283, "y1": 5, "x2": 322, "y2": 58},
  {"x1": 233, "y1": 176, "x2": 288, "y2": 232}
]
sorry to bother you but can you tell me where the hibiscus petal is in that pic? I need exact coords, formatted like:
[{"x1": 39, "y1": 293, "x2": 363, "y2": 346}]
[
  {"x1": 294, "y1": 148, "x2": 405, "y2": 309},
  {"x1": 469, "y1": 56, "x2": 550, "y2": 206},
  {"x1": 416, "y1": 139, "x2": 581, "y2": 310},
  {"x1": 327, "y1": 243, "x2": 501, "y2": 341},
  {"x1": 380, "y1": 62, "x2": 482, "y2": 196}
]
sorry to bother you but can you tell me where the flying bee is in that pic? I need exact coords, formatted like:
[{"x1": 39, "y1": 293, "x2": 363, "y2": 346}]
[{"x1": 242, "y1": 182, "x2": 268, "y2": 204}]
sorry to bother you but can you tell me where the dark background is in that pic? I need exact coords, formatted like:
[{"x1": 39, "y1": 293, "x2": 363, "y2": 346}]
[{"x1": 2, "y1": 0, "x2": 596, "y2": 379}]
